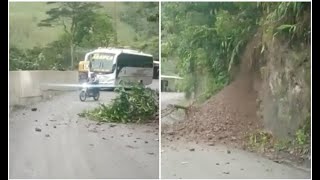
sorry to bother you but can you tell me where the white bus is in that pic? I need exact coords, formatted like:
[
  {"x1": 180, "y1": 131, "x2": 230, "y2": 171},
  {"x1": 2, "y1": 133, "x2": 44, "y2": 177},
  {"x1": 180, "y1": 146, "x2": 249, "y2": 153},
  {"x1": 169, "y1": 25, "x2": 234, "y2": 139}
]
[{"x1": 84, "y1": 47, "x2": 154, "y2": 88}]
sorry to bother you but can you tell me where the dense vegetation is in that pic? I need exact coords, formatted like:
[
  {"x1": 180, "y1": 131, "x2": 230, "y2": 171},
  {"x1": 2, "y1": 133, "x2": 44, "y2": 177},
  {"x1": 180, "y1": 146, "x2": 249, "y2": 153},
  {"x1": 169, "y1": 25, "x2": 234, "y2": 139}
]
[
  {"x1": 9, "y1": 2, "x2": 159, "y2": 70},
  {"x1": 162, "y1": 2, "x2": 311, "y2": 99}
]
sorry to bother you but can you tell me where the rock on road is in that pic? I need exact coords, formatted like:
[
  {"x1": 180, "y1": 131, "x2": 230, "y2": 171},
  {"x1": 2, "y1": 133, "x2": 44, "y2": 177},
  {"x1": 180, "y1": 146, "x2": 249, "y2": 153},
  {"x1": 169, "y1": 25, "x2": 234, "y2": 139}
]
[{"x1": 9, "y1": 80, "x2": 159, "y2": 179}]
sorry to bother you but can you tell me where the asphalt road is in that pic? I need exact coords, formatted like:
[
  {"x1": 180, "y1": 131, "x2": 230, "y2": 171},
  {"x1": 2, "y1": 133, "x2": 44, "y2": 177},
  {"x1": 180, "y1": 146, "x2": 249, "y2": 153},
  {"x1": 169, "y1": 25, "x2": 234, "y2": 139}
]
[
  {"x1": 161, "y1": 92, "x2": 311, "y2": 179},
  {"x1": 9, "y1": 80, "x2": 159, "y2": 179}
]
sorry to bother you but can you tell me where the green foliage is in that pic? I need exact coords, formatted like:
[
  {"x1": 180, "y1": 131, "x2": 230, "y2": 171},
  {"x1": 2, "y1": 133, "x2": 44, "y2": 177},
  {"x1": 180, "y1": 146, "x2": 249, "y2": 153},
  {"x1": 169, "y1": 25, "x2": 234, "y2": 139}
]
[
  {"x1": 247, "y1": 131, "x2": 274, "y2": 152},
  {"x1": 120, "y1": 2, "x2": 159, "y2": 57},
  {"x1": 10, "y1": 2, "x2": 157, "y2": 70},
  {"x1": 81, "y1": 85, "x2": 159, "y2": 123},
  {"x1": 162, "y1": 2, "x2": 260, "y2": 98},
  {"x1": 162, "y1": 2, "x2": 310, "y2": 100},
  {"x1": 295, "y1": 113, "x2": 310, "y2": 145}
]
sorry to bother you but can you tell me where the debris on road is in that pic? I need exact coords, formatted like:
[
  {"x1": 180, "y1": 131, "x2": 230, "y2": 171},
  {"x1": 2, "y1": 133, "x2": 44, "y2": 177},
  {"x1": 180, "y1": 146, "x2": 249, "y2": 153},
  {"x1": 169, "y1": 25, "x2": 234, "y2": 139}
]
[
  {"x1": 227, "y1": 150, "x2": 231, "y2": 154},
  {"x1": 45, "y1": 134, "x2": 50, "y2": 137},
  {"x1": 53, "y1": 125, "x2": 57, "y2": 128},
  {"x1": 147, "y1": 152, "x2": 155, "y2": 155},
  {"x1": 45, "y1": 123, "x2": 48, "y2": 126},
  {"x1": 189, "y1": 148, "x2": 195, "y2": 151},
  {"x1": 223, "y1": 171, "x2": 230, "y2": 174},
  {"x1": 31, "y1": 108, "x2": 37, "y2": 111},
  {"x1": 216, "y1": 163, "x2": 220, "y2": 165},
  {"x1": 109, "y1": 124, "x2": 116, "y2": 128},
  {"x1": 35, "y1": 128, "x2": 41, "y2": 132},
  {"x1": 102, "y1": 137, "x2": 106, "y2": 140},
  {"x1": 208, "y1": 143, "x2": 215, "y2": 146},
  {"x1": 126, "y1": 145, "x2": 135, "y2": 149},
  {"x1": 145, "y1": 141, "x2": 148, "y2": 144}
]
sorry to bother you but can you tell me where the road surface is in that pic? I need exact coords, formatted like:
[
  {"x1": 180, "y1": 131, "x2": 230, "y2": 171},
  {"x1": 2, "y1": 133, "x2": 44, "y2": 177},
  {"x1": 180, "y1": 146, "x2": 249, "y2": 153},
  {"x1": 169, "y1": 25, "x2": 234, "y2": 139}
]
[
  {"x1": 161, "y1": 92, "x2": 311, "y2": 179},
  {"x1": 9, "y1": 80, "x2": 159, "y2": 179}
]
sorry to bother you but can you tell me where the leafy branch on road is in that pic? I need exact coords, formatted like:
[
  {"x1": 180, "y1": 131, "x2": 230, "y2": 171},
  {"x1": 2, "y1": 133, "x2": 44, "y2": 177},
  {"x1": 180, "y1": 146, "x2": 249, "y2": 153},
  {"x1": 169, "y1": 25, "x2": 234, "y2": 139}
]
[{"x1": 79, "y1": 85, "x2": 159, "y2": 123}]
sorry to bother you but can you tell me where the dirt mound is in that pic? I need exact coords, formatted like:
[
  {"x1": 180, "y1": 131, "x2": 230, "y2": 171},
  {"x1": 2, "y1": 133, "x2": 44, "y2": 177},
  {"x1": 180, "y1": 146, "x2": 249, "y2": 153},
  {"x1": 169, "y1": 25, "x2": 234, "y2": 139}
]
[{"x1": 162, "y1": 73, "x2": 263, "y2": 147}]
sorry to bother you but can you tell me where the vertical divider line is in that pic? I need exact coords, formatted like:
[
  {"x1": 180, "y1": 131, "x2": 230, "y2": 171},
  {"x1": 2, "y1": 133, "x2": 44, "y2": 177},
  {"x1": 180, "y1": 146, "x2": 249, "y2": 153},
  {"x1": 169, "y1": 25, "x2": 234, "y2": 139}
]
[{"x1": 158, "y1": 0, "x2": 162, "y2": 179}]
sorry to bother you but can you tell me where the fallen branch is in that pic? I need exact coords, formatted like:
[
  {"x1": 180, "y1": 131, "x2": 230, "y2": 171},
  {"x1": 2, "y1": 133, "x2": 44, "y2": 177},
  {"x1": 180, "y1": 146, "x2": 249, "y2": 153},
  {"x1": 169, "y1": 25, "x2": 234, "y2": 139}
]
[{"x1": 161, "y1": 104, "x2": 190, "y2": 118}]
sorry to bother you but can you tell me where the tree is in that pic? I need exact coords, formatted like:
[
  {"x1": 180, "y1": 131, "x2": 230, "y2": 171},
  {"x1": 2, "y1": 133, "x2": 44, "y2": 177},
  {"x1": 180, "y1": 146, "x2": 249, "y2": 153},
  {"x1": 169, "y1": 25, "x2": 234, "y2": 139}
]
[
  {"x1": 38, "y1": 2, "x2": 102, "y2": 69},
  {"x1": 80, "y1": 14, "x2": 115, "y2": 48}
]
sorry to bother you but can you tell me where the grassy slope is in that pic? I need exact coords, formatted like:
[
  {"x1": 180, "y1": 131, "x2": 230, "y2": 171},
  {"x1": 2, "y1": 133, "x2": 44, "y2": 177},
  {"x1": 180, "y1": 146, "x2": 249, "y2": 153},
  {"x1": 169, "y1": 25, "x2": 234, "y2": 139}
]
[{"x1": 9, "y1": 2, "x2": 136, "y2": 49}]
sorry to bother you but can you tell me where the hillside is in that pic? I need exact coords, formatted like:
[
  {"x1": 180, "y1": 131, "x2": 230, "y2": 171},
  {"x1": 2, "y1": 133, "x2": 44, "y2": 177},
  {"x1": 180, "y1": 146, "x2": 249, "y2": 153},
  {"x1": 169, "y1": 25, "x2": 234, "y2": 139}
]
[{"x1": 9, "y1": 2, "x2": 136, "y2": 49}]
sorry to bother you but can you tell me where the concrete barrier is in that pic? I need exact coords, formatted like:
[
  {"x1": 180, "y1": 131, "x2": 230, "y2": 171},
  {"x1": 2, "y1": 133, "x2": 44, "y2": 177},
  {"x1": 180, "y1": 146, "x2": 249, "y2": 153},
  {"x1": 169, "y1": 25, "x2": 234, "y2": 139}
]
[{"x1": 9, "y1": 71, "x2": 78, "y2": 106}]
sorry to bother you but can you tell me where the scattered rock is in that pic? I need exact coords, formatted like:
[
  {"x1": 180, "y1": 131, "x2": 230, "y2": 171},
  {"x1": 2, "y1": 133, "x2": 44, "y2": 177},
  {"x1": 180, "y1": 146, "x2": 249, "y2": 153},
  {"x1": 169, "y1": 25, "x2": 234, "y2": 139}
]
[
  {"x1": 227, "y1": 150, "x2": 231, "y2": 154},
  {"x1": 45, "y1": 134, "x2": 50, "y2": 137},
  {"x1": 102, "y1": 137, "x2": 106, "y2": 140},
  {"x1": 168, "y1": 132, "x2": 175, "y2": 135},
  {"x1": 45, "y1": 123, "x2": 48, "y2": 126},
  {"x1": 134, "y1": 140, "x2": 137, "y2": 143},
  {"x1": 241, "y1": 168, "x2": 244, "y2": 171},
  {"x1": 126, "y1": 145, "x2": 134, "y2": 148},
  {"x1": 34, "y1": 120, "x2": 38, "y2": 122},
  {"x1": 147, "y1": 152, "x2": 154, "y2": 155},
  {"x1": 109, "y1": 124, "x2": 116, "y2": 127},
  {"x1": 226, "y1": 162, "x2": 230, "y2": 165},
  {"x1": 53, "y1": 125, "x2": 57, "y2": 128},
  {"x1": 208, "y1": 143, "x2": 215, "y2": 146},
  {"x1": 89, "y1": 144, "x2": 94, "y2": 146},
  {"x1": 216, "y1": 163, "x2": 220, "y2": 165},
  {"x1": 273, "y1": 160, "x2": 282, "y2": 164},
  {"x1": 121, "y1": 135, "x2": 124, "y2": 137},
  {"x1": 145, "y1": 141, "x2": 148, "y2": 144},
  {"x1": 136, "y1": 137, "x2": 141, "y2": 140},
  {"x1": 35, "y1": 128, "x2": 41, "y2": 132},
  {"x1": 96, "y1": 122, "x2": 103, "y2": 125},
  {"x1": 231, "y1": 136, "x2": 236, "y2": 140},
  {"x1": 22, "y1": 113, "x2": 25, "y2": 115},
  {"x1": 88, "y1": 128, "x2": 98, "y2": 133},
  {"x1": 290, "y1": 150, "x2": 294, "y2": 154},
  {"x1": 100, "y1": 128, "x2": 105, "y2": 131},
  {"x1": 49, "y1": 120, "x2": 57, "y2": 122},
  {"x1": 189, "y1": 148, "x2": 195, "y2": 151},
  {"x1": 111, "y1": 136, "x2": 114, "y2": 138},
  {"x1": 223, "y1": 172, "x2": 230, "y2": 174},
  {"x1": 31, "y1": 108, "x2": 37, "y2": 111}
]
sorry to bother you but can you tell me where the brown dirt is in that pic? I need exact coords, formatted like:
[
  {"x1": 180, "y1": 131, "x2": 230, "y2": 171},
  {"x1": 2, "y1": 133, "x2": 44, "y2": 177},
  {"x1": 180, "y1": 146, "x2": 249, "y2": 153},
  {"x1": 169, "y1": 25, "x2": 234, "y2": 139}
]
[
  {"x1": 162, "y1": 32, "x2": 264, "y2": 148},
  {"x1": 162, "y1": 72, "x2": 263, "y2": 148}
]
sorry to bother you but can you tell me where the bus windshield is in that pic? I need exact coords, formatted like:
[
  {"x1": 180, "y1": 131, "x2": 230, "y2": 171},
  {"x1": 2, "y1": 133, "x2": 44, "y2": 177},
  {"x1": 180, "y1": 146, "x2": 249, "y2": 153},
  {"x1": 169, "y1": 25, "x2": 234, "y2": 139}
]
[{"x1": 89, "y1": 53, "x2": 115, "y2": 72}]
